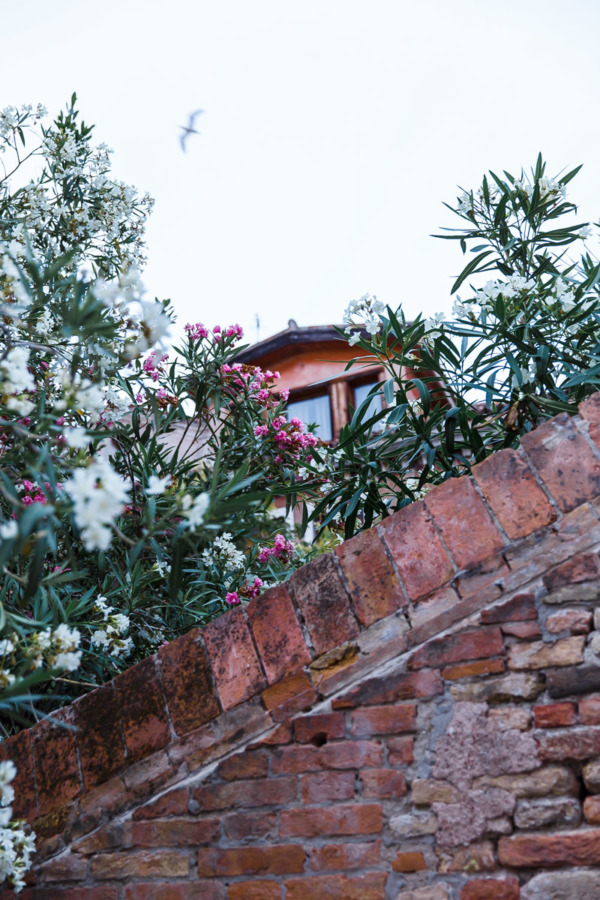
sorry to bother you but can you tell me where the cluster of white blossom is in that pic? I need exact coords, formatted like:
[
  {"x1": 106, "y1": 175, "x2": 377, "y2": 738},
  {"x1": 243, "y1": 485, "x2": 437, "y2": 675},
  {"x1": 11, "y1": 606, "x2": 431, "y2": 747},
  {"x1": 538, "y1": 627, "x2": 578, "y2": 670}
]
[
  {"x1": 181, "y1": 492, "x2": 210, "y2": 530},
  {"x1": 0, "y1": 761, "x2": 36, "y2": 893},
  {"x1": 514, "y1": 175, "x2": 566, "y2": 202},
  {"x1": 90, "y1": 597, "x2": 133, "y2": 659},
  {"x1": 0, "y1": 347, "x2": 35, "y2": 416},
  {"x1": 65, "y1": 457, "x2": 130, "y2": 551},
  {"x1": 202, "y1": 532, "x2": 245, "y2": 571},
  {"x1": 343, "y1": 293, "x2": 385, "y2": 345}
]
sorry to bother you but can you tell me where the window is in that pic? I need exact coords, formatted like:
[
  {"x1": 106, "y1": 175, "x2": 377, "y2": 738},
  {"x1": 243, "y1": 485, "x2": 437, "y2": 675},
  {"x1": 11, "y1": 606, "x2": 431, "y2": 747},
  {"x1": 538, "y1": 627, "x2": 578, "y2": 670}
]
[
  {"x1": 287, "y1": 393, "x2": 332, "y2": 441},
  {"x1": 353, "y1": 381, "x2": 383, "y2": 428}
]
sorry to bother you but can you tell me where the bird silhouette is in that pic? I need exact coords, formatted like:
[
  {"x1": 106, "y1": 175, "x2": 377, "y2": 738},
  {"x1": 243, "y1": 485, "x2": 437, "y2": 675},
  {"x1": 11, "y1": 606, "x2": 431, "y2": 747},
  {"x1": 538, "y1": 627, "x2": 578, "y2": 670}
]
[{"x1": 179, "y1": 109, "x2": 204, "y2": 152}]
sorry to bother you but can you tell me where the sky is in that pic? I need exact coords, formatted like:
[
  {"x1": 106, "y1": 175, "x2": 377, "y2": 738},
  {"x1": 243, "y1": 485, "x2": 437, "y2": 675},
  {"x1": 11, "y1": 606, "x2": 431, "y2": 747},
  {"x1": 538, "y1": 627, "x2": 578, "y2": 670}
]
[{"x1": 4, "y1": 0, "x2": 600, "y2": 344}]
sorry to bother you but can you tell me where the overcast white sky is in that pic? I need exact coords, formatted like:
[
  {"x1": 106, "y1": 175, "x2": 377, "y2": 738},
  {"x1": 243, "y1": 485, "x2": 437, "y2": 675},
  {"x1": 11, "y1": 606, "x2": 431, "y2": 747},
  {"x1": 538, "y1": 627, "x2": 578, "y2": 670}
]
[{"x1": 4, "y1": 1, "x2": 600, "y2": 343}]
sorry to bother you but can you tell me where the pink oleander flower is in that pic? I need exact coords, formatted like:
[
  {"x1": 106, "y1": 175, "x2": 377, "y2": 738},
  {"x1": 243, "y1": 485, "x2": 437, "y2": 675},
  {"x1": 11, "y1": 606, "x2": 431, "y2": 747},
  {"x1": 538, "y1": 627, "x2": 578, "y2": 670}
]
[
  {"x1": 254, "y1": 425, "x2": 269, "y2": 437},
  {"x1": 221, "y1": 363, "x2": 232, "y2": 374},
  {"x1": 281, "y1": 388, "x2": 290, "y2": 401},
  {"x1": 225, "y1": 324, "x2": 244, "y2": 339},
  {"x1": 290, "y1": 417, "x2": 303, "y2": 428},
  {"x1": 56, "y1": 416, "x2": 65, "y2": 426},
  {"x1": 225, "y1": 591, "x2": 240, "y2": 606},
  {"x1": 22, "y1": 480, "x2": 36, "y2": 492},
  {"x1": 156, "y1": 388, "x2": 168, "y2": 400},
  {"x1": 135, "y1": 393, "x2": 145, "y2": 404},
  {"x1": 257, "y1": 389, "x2": 270, "y2": 402},
  {"x1": 272, "y1": 415, "x2": 286, "y2": 430},
  {"x1": 185, "y1": 322, "x2": 209, "y2": 340}
]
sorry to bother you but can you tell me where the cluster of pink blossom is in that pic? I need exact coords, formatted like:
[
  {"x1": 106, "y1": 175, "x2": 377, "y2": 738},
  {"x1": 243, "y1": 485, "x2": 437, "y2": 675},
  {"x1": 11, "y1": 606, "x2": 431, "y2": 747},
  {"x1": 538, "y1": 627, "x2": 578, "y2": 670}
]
[
  {"x1": 257, "y1": 533, "x2": 295, "y2": 564},
  {"x1": 254, "y1": 415, "x2": 318, "y2": 465},
  {"x1": 225, "y1": 591, "x2": 240, "y2": 606},
  {"x1": 185, "y1": 322, "x2": 244, "y2": 344},
  {"x1": 142, "y1": 351, "x2": 169, "y2": 382},
  {"x1": 20, "y1": 480, "x2": 60, "y2": 506},
  {"x1": 184, "y1": 322, "x2": 209, "y2": 341},
  {"x1": 221, "y1": 363, "x2": 290, "y2": 409},
  {"x1": 240, "y1": 576, "x2": 264, "y2": 599}
]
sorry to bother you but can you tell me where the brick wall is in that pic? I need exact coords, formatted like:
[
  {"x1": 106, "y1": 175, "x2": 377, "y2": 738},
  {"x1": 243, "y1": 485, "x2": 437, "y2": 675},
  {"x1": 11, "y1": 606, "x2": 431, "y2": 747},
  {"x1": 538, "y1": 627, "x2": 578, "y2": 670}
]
[{"x1": 5, "y1": 395, "x2": 600, "y2": 898}]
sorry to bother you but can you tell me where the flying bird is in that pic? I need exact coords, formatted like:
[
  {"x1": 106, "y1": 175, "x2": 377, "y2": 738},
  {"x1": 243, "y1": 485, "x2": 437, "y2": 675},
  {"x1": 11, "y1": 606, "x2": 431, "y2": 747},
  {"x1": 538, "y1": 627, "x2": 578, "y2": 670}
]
[{"x1": 179, "y1": 109, "x2": 204, "y2": 152}]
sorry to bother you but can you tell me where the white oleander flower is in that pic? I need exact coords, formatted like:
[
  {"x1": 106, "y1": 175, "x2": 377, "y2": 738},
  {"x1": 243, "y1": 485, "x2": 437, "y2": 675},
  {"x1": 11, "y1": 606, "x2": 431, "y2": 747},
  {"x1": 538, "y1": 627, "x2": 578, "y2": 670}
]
[{"x1": 146, "y1": 474, "x2": 172, "y2": 495}]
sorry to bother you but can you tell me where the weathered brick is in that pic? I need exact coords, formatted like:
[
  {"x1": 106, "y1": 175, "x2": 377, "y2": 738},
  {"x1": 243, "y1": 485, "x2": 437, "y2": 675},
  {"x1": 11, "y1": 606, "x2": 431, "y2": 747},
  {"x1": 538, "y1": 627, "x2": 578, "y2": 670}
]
[
  {"x1": 501, "y1": 621, "x2": 541, "y2": 640},
  {"x1": 124, "y1": 817, "x2": 220, "y2": 847},
  {"x1": 521, "y1": 413, "x2": 600, "y2": 512},
  {"x1": 407, "y1": 584, "x2": 464, "y2": 644},
  {"x1": 409, "y1": 627, "x2": 504, "y2": 670},
  {"x1": 361, "y1": 768, "x2": 406, "y2": 798},
  {"x1": 379, "y1": 499, "x2": 453, "y2": 600},
  {"x1": 533, "y1": 702, "x2": 576, "y2": 728},
  {"x1": 584, "y1": 794, "x2": 600, "y2": 824},
  {"x1": 262, "y1": 670, "x2": 317, "y2": 722},
  {"x1": 350, "y1": 704, "x2": 416, "y2": 736},
  {"x1": 396, "y1": 889, "x2": 451, "y2": 900},
  {"x1": 73, "y1": 824, "x2": 122, "y2": 855},
  {"x1": 333, "y1": 668, "x2": 443, "y2": 708},
  {"x1": 499, "y1": 829, "x2": 600, "y2": 867},
  {"x1": 388, "y1": 736, "x2": 415, "y2": 765},
  {"x1": 124, "y1": 885, "x2": 225, "y2": 900},
  {"x1": 246, "y1": 583, "x2": 311, "y2": 683},
  {"x1": 546, "y1": 608, "x2": 593, "y2": 635},
  {"x1": 113, "y1": 656, "x2": 170, "y2": 763},
  {"x1": 508, "y1": 636, "x2": 585, "y2": 670},
  {"x1": 132, "y1": 786, "x2": 188, "y2": 820},
  {"x1": 280, "y1": 803, "x2": 382, "y2": 837},
  {"x1": 72, "y1": 683, "x2": 126, "y2": 792},
  {"x1": 487, "y1": 706, "x2": 531, "y2": 732},
  {"x1": 547, "y1": 664, "x2": 600, "y2": 698},
  {"x1": 32, "y1": 708, "x2": 81, "y2": 816},
  {"x1": 437, "y1": 842, "x2": 496, "y2": 874},
  {"x1": 474, "y1": 765, "x2": 578, "y2": 798},
  {"x1": 223, "y1": 811, "x2": 278, "y2": 840},
  {"x1": 580, "y1": 391, "x2": 600, "y2": 449},
  {"x1": 335, "y1": 527, "x2": 406, "y2": 624},
  {"x1": 514, "y1": 797, "x2": 581, "y2": 830},
  {"x1": 543, "y1": 551, "x2": 600, "y2": 592},
  {"x1": 294, "y1": 712, "x2": 346, "y2": 744},
  {"x1": 228, "y1": 883, "x2": 281, "y2": 900},
  {"x1": 583, "y1": 759, "x2": 600, "y2": 793},
  {"x1": 309, "y1": 840, "x2": 381, "y2": 871},
  {"x1": 481, "y1": 593, "x2": 537, "y2": 624},
  {"x1": 442, "y1": 659, "x2": 505, "y2": 680},
  {"x1": 460, "y1": 877, "x2": 520, "y2": 900},
  {"x1": 215, "y1": 749, "x2": 268, "y2": 781},
  {"x1": 425, "y1": 476, "x2": 505, "y2": 570},
  {"x1": 197, "y1": 844, "x2": 305, "y2": 877},
  {"x1": 473, "y1": 448, "x2": 556, "y2": 540},
  {"x1": 272, "y1": 740, "x2": 384, "y2": 774},
  {"x1": 158, "y1": 628, "x2": 219, "y2": 735},
  {"x1": 450, "y1": 672, "x2": 544, "y2": 703},
  {"x1": 90, "y1": 850, "x2": 190, "y2": 879},
  {"x1": 193, "y1": 776, "x2": 297, "y2": 811},
  {"x1": 302, "y1": 771, "x2": 356, "y2": 803},
  {"x1": 411, "y1": 779, "x2": 461, "y2": 805},
  {"x1": 284, "y1": 873, "x2": 387, "y2": 900},
  {"x1": 580, "y1": 694, "x2": 600, "y2": 725},
  {"x1": 289, "y1": 553, "x2": 359, "y2": 654},
  {"x1": 25, "y1": 890, "x2": 119, "y2": 900},
  {"x1": 392, "y1": 851, "x2": 427, "y2": 872},
  {"x1": 0, "y1": 729, "x2": 37, "y2": 820},
  {"x1": 203, "y1": 606, "x2": 266, "y2": 710},
  {"x1": 38, "y1": 853, "x2": 89, "y2": 882}
]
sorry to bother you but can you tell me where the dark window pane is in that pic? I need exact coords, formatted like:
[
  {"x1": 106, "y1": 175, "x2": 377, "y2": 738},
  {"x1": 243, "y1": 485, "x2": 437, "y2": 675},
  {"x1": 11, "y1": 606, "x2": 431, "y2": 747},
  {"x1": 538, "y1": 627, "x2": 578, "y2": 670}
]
[
  {"x1": 354, "y1": 381, "x2": 382, "y2": 427},
  {"x1": 287, "y1": 394, "x2": 332, "y2": 441}
]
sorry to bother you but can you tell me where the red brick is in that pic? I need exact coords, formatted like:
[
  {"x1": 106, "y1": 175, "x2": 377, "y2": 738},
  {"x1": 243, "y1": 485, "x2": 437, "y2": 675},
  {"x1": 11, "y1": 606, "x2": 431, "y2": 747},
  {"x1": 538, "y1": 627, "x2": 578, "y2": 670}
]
[
  {"x1": 228, "y1": 883, "x2": 281, "y2": 900},
  {"x1": 125, "y1": 817, "x2": 220, "y2": 847},
  {"x1": 254, "y1": 722, "x2": 293, "y2": 745},
  {"x1": 537, "y1": 726, "x2": 600, "y2": 761},
  {"x1": 543, "y1": 551, "x2": 600, "y2": 592},
  {"x1": 29, "y1": 890, "x2": 120, "y2": 900},
  {"x1": 460, "y1": 877, "x2": 520, "y2": 900},
  {"x1": 425, "y1": 476, "x2": 505, "y2": 570},
  {"x1": 388, "y1": 736, "x2": 414, "y2": 765},
  {"x1": 197, "y1": 845, "x2": 305, "y2": 877},
  {"x1": 262, "y1": 670, "x2": 317, "y2": 722},
  {"x1": 379, "y1": 499, "x2": 453, "y2": 599},
  {"x1": 39, "y1": 853, "x2": 88, "y2": 881},
  {"x1": 481, "y1": 593, "x2": 537, "y2": 624},
  {"x1": 521, "y1": 413, "x2": 600, "y2": 512},
  {"x1": 499, "y1": 830, "x2": 600, "y2": 866},
  {"x1": 533, "y1": 702, "x2": 577, "y2": 728},
  {"x1": 333, "y1": 668, "x2": 443, "y2": 708},
  {"x1": 32, "y1": 708, "x2": 82, "y2": 816},
  {"x1": 216, "y1": 749, "x2": 268, "y2": 781},
  {"x1": 246, "y1": 583, "x2": 311, "y2": 683},
  {"x1": 350, "y1": 704, "x2": 416, "y2": 737},
  {"x1": 132, "y1": 786, "x2": 188, "y2": 820},
  {"x1": 547, "y1": 609, "x2": 593, "y2": 635},
  {"x1": 203, "y1": 606, "x2": 266, "y2": 710},
  {"x1": 361, "y1": 768, "x2": 406, "y2": 798},
  {"x1": 73, "y1": 824, "x2": 121, "y2": 856},
  {"x1": 584, "y1": 795, "x2": 600, "y2": 824},
  {"x1": 302, "y1": 771, "x2": 356, "y2": 803},
  {"x1": 442, "y1": 658, "x2": 505, "y2": 680},
  {"x1": 473, "y1": 448, "x2": 556, "y2": 540},
  {"x1": 113, "y1": 656, "x2": 170, "y2": 762},
  {"x1": 0, "y1": 728, "x2": 37, "y2": 820},
  {"x1": 285, "y1": 873, "x2": 387, "y2": 900},
  {"x1": 408, "y1": 626, "x2": 504, "y2": 670},
  {"x1": 580, "y1": 392, "x2": 600, "y2": 449},
  {"x1": 335, "y1": 528, "x2": 406, "y2": 625},
  {"x1": 280, "y1": 803, "x2": 382, "y2": 837},
  {"x1": 159, "y1": 628, "x2": 220, "y2": 735},
  {"x1": 295, "y1": 713, "x2": 346, "y2": 744},
  {"x1": 272, "y1": 740, "x2": 384, "y2": 774},
  {"x1": 193, "y1": 776, "x2": 297, "y2": 811},
  {"x1": 90, "y1": 850, "x2": 189, "y2": 879},
  {"x1": 289, "y1": 553, "x2": 359, "y2": 654},
  {"x1": 72, "y1": 683, "x2": 126, "y2": 792},
  {"x1": 580, "y1": 695, "x2": 600, "y2": 725},
  {"x1": 125, "y1": 885, "x2": 225, "y2": 900},
  {"x1": 392, "y1": 851, "x2": 427, "y2": 872},
  {"x1": 223, "y1": 811, "x2": 278, "y2": 840},
  {"x1": 310, "y1": 840, "x2": 381, "y2": 871},
  {"x1": 501, "y1": 622, "x2": 541, "y2": 639}
]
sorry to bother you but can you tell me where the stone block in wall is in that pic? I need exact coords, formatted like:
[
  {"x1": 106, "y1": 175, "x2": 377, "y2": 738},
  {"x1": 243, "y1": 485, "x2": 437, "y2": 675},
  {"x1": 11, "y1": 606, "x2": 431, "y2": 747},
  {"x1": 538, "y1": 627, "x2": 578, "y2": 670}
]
[
  {"x1": 521, "y1": 870, "x2": 600, "y2": 900},
  {"x1": 513, "y1": 797, "x2": 581, "y2": 830}
]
